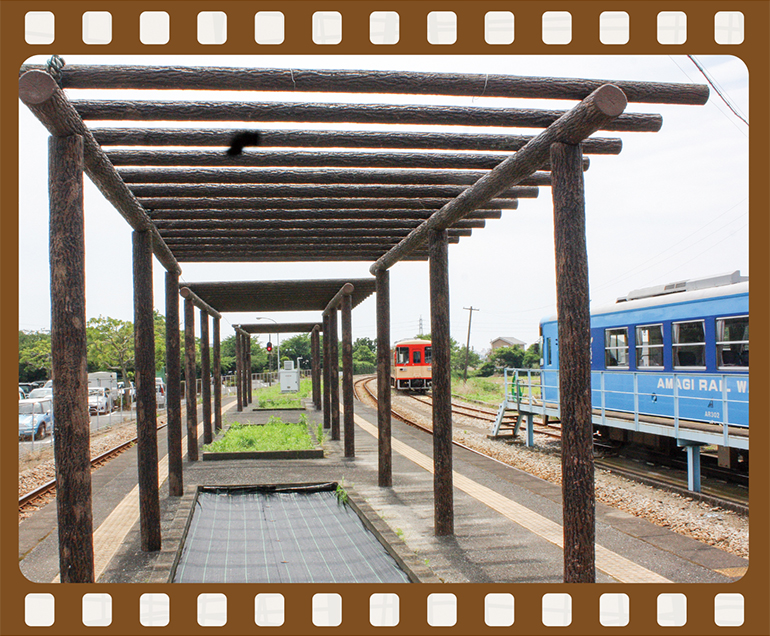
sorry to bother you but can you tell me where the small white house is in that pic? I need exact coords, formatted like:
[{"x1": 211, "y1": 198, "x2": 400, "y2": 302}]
[{"x1": 490, "y1": 336, "x2": 525, "y2": 351}]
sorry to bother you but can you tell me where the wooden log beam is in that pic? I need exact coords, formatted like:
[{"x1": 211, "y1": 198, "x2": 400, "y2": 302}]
[
  {"x1": 154, "y1": 218, "x2": 488, "y2": 230},
  {"x1": 213, "y1": 316, "x2": 222, "y2": 432},
  {"x1": 133, "y1": 230, "x2": 161, "y2": 551},
  {"x1": 109, "y1": 148, "x2": 590, "y2": 172},
  {"x1": 18, "y1": 70, "x2": 180, "y2": 275},
  {"x1": 174, "y1": 253, "x2": 433, "y2": 262},
  {"x1": 179, "y1": 286, "x2": 222, "y2": 319},
  {"x1": 239, "y1": 322, "x2": 324, "y2": 334},
  {"x1": 329, "y1": 307, "x2": 340, "y2": 441},
  {"x1": 311, "y1": 325, "x2": 321, "y2": 411},
  {"x1": 184, "y1": 297, "x2": 198, "y2": 459},
  {"x1": 323, "y1": 283, "x2": 355, "y2": 315},
  {"x1": 551, "y1": 142, "x2": 595, "y2": 583},
  {"x1": 200, "y1": 310, "x2": 212, "y2": 445},
  {"x1": 119, "y1": 167, "x2": 553, "y2": 186},
  {"x1": 45, "y1": 64, "x2": 708, "y2": 104},
  {"x1": 430, "y1": 229, "x2": 453, "y2": 537},
  {"x1": 171, "y1": 250, "x2": 436, "y2": 260},
  {"x1": 159, "y1": 228, "x2": 473, "y2": 239},
  {"x1": 163, "y1": 237, "x2": 463, "y2": 248},
  {"x1": 75, "y1": 98, "x2": 661, "y2": 132},
  {"x1": 341, "y1": 293, "x2": 355, "y2": 458},
  {"x1": 130, "y1": 182, "x2": 537, "y2": 200},
  {"x1": 49, "y1": 134, "x2": 94, "y2": 582},
  {"x1": 151, "y1": 209, "x2": 504, "y2": 221},
  {"x1": 139, "y1": 197, "x2": 518, "y2": 211},
  {"x1": 376, "y1": 269, "x2": 392, "y2": 488},
  {"x1": 94, "y1": 127, "x2": 623, "y2": 154},
  {"x1": 165, "y1": 270, "x2": 183, "y2": 497},
  {"x1": 323, "y1": 313, "x2": 331, "y2": 430},
  {"x1": 371, "y1": 84, "x2": 629, "y2": 274}
]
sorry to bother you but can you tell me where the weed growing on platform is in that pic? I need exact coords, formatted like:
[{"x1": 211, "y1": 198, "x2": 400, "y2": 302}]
[
  {"x1": 335, "y1": 479, "x2": 349, "y2": 505},
  {"x1": 254, "y1": 378, "x2": 312, "y2": 409},
  {"x1": 204, "y1": 416, "x2": 314, "y2": 453}
]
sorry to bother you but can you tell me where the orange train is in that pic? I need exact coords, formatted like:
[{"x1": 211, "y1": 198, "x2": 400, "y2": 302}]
[{"x1": 390, "y1": 339, "x2": 432, "y2": 391}]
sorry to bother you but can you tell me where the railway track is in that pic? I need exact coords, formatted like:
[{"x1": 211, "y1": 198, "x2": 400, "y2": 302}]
[{"x1": 354, "y1": 375, "x2": 748, "y2": 513}]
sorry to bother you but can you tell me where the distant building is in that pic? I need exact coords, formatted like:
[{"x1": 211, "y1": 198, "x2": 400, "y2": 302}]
[{"x1": 490, "y1": 336, "x2": 525, "y2": 351}]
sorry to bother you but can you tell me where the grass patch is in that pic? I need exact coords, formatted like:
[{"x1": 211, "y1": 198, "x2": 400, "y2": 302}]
[
  {"x1": 204, "y1": 415, "x2": 314, "y2": 453},
  {"x1": 253, "y1": 378, "x2": 312, "y2": 409},
  {"x1": 451, "y1": 376, "x2": 506, "y2": 405}
]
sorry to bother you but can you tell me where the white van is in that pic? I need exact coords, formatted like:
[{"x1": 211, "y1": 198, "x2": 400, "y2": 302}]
[{"x1": 88, "y1": 372, "x2": 119, "y2": 403}]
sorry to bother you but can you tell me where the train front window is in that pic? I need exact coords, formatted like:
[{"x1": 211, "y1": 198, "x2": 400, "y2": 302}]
[
  {"x1": 716, "y1": 315, "x2": 749, "y2": 368},
  {"x1": 424, "y1": 347, "x2": 432, "y2": 363},
  {"x1": 413, "y1": 350, "x2": 422, "y2": 364},
  {"x1": 396, "y1": 347, "x2": 409, "y2": 364},
  {"x1": 673, "y1": 320, "x2": 705, "y2": 368},
  {"x1": 636, "y1": 324, "x2": 664, "y2": 368},
  {"x1": 604, "y1": 328, "x2": 628, "y2": 367}
]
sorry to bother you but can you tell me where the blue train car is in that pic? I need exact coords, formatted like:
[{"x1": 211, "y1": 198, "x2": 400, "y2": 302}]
[{"x1": 540, "y1": 272, "x2": 748, "y2": 433}]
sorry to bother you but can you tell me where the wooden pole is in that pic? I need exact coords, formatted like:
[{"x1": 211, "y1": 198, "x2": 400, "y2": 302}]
[
  {"x1": 311, "y1": 325, "x2": 321, "y2": 410},
  {"x1": 341, "y1": 292, "x2": 354, "y2": 457},
  {"x1": 165, "y1": 271, "x2": 183, "y2": 497},
  {"x1": 430, "y1": 229, "x2": 453, "y2": 536},
  {"x1": 462, "y1": 306, "x2": 480, "y2": 383},
  {"x1": 329, "y1": 308, "x2": 340, "y2": 440},
  {"x1": 376, "y1": 269, "x2": 392, "y2": 487},
  {"x1": 49, "y1": 134, "x2": 94, "y2": 581},
  {"x1": 200, "y1": 309, "x2": 212, "y2": 445},
  {"x1": 551, "y1": 141, "x2": 595, "y2": 583},
  {"x1": 133, "y1": 230, "x2": 161, "y2": 551},
  {"x1": 184, "y1": 297, "x2": 198, "y2": 461},
  {"x1": 235, "y1": 329, "x2": 243, "y2": 412},
  {"x1": 323, "y1": 313, "x2": 331, "y2": 430},
  {"x1": 246, "y1": 334, "x2": 253, "y2": 405},
  {"x1": 213, "y1": 316, "x2": 222, "y2": 431}
]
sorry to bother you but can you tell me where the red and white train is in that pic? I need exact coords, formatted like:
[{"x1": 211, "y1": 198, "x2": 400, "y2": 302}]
[{"x1": 390, "y1": 339, "x2": 432, "y2": 391}]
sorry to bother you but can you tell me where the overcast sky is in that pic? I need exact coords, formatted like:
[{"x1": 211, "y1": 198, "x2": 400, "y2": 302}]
[{"x1": 18, "y1": 54, "x2": 749, "y2": 354}]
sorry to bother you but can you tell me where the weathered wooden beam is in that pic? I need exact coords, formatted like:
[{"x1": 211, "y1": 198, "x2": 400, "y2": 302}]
[
  {"x1": 18, "y1": 70, "x2": 180, "y2": 275},
  {"x1": 76, "y1": 99, "x2": 661, "y2": 131},
  {"x1": 179, "y1": 286, "x2": 222, "y2": 319},
  {"x1": 110, "y1": 148, "x2": 590, "y2": 172},
  {"x1": 165, "y1": 270, "x2": 183, "y2": 497},
  {"x1": 150, "y1": 209, "x2": 504, "y2": 221},
  {"x1": 323, "y1": 313, "x2": 331, "y2": 430},
  {"x1": 430, "y1": 229, "x2": 453, "y2": 537},
  {"x1": 212, "y1": 316, "x2": 222, "y2": 432},
  {"x1": 133, "y1": 230, "x2": 161, "y2": 551},
  {"x1": 49, "y1": 134, "x2": 94, "y2": 582},
  {"x1": 341, "y1": 293, "x2": 354, "y2": 458},
  {"x1": 239, "y1": 322, "x2": 324, "y2": 334},
  {"x1": 175, "y1": 253, "x2": 432, "y2": 263},
  {"x1": 119, "y1": 167, "x2": 553, "y2": 186},
  {"x1": 184, "y1": 297, "x2": 198, "y2": 459},
  {"x1": 163, "y1": 237, "x2": 463, "y2": 248},
  {"x1": 130, "y1": 183, "x2": 537, "y2": 200},
  {"x1": 329, "y1": 308, "x2": 340, "y2": 441},
  {"x1": 371, "y1": 84, "x2": 629, "y2": 274},
  {"x1": 551, "y1": 142, "x2": 595, "y2": 584},
  {"x1": 200, "y1": 310, "x2": 212, "y2": 445},
  {"x1": 311, "y1": 325, "x2": 321, "y2": 411},
  {"x1": 46, "y1": 64, "x2": 708, "y2": 104},
  {"x1": 155, "y1": 218, "x2": 488, "y2": 230},
  {"x1": 171, "y1": 250, "x2": 435, "y2": 260},
  {"x1": 94, "y1": 127, "x2": 623, "y2": 154},
  {"x1": 160, "y1": 228, "x2": 473, "y2": 239},
  {"x1": 376, "y1": 269, "x2": 392, "y2": 488}
]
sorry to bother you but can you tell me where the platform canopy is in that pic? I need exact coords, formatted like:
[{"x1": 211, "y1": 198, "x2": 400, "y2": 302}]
[
  {"x1": 18, "y1": 61, "x2": 708, "y2": 272},
  {"x1": 181, "y1": 278, "x2": 376, "y2": 314}
]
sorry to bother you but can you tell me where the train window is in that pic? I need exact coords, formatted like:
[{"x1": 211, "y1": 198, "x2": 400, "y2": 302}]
[
  {"x1": 396, "y1": 347, "x2": 410, "y2": 364},
  {"x1": 716, "y1": 315, "x2": 748, "y2": 368},
  {"x1": 636, "y1": 324, "x2": 664, "y2": 368},
  {"x1": 425, "y1": 347, "x2": 432, "y2": 364},
  {"x1": 604, "y1": 328, "x2": 628, "y2": 367},
  {"x1": 673, "y1": 320, "x2": 706, "y2": 368},
  {"x1": 413, "y1": 350, "x2": 422, "y2": 364}
]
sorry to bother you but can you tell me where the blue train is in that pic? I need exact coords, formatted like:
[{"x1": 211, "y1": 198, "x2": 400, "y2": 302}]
[{"x1": 539, "y1": 272, "x2": 749, "y2": 436}]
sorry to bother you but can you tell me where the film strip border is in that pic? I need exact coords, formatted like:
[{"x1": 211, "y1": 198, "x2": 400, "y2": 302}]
[{"x1": 21, "y1": 9, "x2": 745, "y2": 49}]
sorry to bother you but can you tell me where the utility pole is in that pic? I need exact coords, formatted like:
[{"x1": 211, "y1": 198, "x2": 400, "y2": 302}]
[
  {"x1": 418, "y1": 315, "x2": 424, "y2": 336},
  {"x1": 462, "y1": 306, "x2": 480, "y2": 383}
]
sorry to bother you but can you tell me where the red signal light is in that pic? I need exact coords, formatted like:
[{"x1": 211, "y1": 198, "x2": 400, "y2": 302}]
[{"x1": 266, "y1": 342, "x2": 273, "y2": 352}]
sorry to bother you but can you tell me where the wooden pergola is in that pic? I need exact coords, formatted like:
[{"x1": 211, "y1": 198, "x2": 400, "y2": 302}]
[{"x1": 19, "y1": 61, "x2": 708, "y2": 584}]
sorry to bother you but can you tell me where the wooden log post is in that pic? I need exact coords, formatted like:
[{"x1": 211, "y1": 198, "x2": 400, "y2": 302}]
[
  {"x1": 49, "y1": 134, "x2": 94, "y2": 582},
  {"x1": 200, "y1": 310, "x2": 212, "y2": 445},
  {"x1": 329, "y1": 307, "x2": 340, "y2": 441},
  {"x1": 213, "y1": 316, "x2": 222, "y2": 431},
  {"x1": 430, "y1": 229, "x2": 453, "y2": 536},
  {"x1": 133, "y1": 230, "x2": 161, "y2": 551},
  {"x1": 184, "y1": 297, "x2": 198, "y2": 461},
  {"x1": 311, "y1": 325, "x2": 321, "y2": 410},
  {"x1": 341, "y1": 291, "x2": 355, "y2": 457},
  {"x1": 323, "y1": 313, "x2": 331, "y2": 430},
  {"x1": 376, "y1": 269, "x2": 392, "y2": 487},
  {"x1": 235, "y1": 329, "x2": 243, "y2": 412},
  {"x1": 165, "y1": 272, "x2": 183, "y2": 497},
  {"x1": 551, "y1": 141, "x2": 595, "y2": 583},
  {"x1": 246, "y1": 335, "x2": 253, "y2": 404}
]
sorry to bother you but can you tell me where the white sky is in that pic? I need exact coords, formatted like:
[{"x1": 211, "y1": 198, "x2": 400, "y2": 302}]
[{"x1": 18, "y1": 54, "x2": 749, "y2": 354}]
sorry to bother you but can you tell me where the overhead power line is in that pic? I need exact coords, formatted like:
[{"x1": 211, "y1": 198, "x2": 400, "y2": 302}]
[{"x1": 687, "y1": 55, "x2": 749, "y2": 126}]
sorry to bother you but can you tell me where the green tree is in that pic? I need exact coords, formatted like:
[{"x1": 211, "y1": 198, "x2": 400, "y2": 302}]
[
  {"x1": 87, "y1": 316, "x2": 135, "y2": 382},
  {"x1": 18, "y1": 330, "x2": 52, "y2": 382},
  {"x1": 353, "y1": 337, "x2": 376, "y2": 364},
  {"x1": 490, "y1": 345, "x2": 525, "y2": 369},
  {"x1": 280, "y1": 334, "x2": 311, "y2": 368},
  {"x1": 523, "y1": 342, "x2": 541, "y2": 368}
]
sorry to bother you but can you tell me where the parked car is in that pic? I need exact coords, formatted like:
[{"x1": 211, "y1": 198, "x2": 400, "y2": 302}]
[
  {"x1": 156, "y1": 380, "x2": 166, "y2": 409},
  {"x1": 28, "y1": 387, "x2": 53, "y2": 401},
  {"x1": 117, "y1": 381, "x2": 136, "y2": 403},
  {"x1": 19, "y1": 398, "x2": 53, "y2": 440},
  {"x1": 88, "y1": 387, "x2": 113, "y2": 415},
  {"x1": 18, "y1": 382, "x2": 36, "y2": 397},
  {"x1": 19, "y1": 388, "x2": 25, "y2": 400}
]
